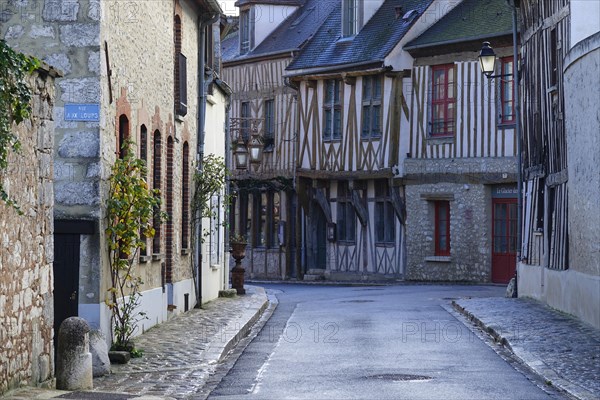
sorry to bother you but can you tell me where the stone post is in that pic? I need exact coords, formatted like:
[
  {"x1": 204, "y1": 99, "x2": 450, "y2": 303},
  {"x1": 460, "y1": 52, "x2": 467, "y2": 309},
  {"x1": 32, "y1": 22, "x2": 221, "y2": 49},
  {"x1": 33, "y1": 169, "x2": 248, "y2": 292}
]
[{"x1": 56, "y1": 317, "x2": 93, "y2": 390}]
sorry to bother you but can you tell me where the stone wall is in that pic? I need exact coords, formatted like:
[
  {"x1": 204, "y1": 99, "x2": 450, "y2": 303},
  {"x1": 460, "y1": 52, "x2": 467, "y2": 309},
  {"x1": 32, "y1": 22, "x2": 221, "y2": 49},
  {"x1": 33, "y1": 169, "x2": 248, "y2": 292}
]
[
  {"x1": 405, "y1": 182, "x2": 491, "y2": 282},
  {"x1": 0, "y1": 67, "x2": 58, "y2": 395}
]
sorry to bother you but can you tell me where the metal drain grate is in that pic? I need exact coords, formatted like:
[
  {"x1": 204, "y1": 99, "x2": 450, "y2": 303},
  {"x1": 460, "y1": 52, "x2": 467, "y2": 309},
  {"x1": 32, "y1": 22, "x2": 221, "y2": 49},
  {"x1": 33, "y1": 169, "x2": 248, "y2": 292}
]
[
  {"x1": 365, "y1": 374, "x2": 432, "y2": 382},
  {"x1": 341, "y1": 299, "x2": 376, "y2": 303}
]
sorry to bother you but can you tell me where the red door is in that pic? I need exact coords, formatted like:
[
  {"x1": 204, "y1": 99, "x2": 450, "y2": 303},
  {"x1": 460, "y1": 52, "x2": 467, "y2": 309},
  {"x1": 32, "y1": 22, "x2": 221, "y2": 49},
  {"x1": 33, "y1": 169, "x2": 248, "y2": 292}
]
[{"x1": 492, "y1": 199, "x2": 517, "y2": 283}]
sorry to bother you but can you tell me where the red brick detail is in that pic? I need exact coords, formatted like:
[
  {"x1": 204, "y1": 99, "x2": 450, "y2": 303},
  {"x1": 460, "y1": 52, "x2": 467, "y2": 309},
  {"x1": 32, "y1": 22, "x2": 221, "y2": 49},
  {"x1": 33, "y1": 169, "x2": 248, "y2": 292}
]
[
  {"x1": 182, "y1": 142, "x2": 190, "y2": 249},
  {"x1": 166, "y1": 136, "x2": 174, "y2": 283}
]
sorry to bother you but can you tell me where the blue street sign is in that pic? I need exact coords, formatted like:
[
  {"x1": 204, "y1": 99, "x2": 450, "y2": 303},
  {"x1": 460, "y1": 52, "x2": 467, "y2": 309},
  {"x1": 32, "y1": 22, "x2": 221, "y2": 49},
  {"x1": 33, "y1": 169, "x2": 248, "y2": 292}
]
[{"x1": 64, "y1": 104, "x2": 100, "y2": 121}]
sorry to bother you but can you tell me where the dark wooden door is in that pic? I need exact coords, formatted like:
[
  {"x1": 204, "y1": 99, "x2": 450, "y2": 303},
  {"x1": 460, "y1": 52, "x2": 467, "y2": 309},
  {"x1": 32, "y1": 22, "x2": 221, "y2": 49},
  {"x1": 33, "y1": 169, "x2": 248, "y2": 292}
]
[
  {"x1": 492, "y1": 199, "x2": 517, "y2": 283},
  {"x1": 53, "y1": 234, "x2": 80, "y2": 340},
  {"x1": 316, "y1": 208, "x2": 327, "y2": 270}
]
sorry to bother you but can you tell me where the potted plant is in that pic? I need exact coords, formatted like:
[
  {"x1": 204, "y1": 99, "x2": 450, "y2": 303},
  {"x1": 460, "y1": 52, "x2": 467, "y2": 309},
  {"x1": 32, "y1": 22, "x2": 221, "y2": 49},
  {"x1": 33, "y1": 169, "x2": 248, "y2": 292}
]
[{"x1": 230, "y1": 233, "x2": 247, "y2": 258}]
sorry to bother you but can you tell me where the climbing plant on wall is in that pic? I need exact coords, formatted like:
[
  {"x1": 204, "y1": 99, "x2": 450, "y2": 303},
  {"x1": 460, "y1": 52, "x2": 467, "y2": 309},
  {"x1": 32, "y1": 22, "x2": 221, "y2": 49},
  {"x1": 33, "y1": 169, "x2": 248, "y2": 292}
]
[
  {"x1": 0, "y1": 40, "x2": 40, "y2": 211},
  {"x1": 105, "y1": 141, "x2": 167, "y2": 353}
]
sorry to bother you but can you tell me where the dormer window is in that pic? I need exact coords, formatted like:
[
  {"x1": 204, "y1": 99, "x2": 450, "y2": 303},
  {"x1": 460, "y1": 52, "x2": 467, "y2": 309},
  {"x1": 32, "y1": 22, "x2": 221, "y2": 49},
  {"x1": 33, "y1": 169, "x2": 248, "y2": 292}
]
[
  {"x1": 342, "y1": 0, "x2": 362, "y2": 37},
  {"x1": 240, "y1": 8, "x2": 254, "y2": 54}
]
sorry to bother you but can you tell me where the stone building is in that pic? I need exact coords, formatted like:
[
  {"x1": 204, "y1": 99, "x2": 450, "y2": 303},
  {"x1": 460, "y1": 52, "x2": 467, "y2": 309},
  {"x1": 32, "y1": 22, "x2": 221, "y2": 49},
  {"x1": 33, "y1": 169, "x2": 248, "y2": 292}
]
[
  {"x1": 402, "y1": 0, "x2": 518, "y2": 282},
  {"x1": 0, "y1": 65, "x2": 59, "y2": 395},
  {"x1": 1, "y1": 0, "x2": 228, "y2": 344}
]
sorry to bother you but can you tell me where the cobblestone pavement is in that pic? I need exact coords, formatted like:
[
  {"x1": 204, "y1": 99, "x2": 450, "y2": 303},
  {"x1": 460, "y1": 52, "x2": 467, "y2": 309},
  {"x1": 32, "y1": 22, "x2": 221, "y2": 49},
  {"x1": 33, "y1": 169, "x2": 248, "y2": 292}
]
[
  {"x1": 453, "y1": 297, "x2": 600, "y2": 400},
  {"x1": 1, "y1": 286, "x2": 269, "y2": 400}
]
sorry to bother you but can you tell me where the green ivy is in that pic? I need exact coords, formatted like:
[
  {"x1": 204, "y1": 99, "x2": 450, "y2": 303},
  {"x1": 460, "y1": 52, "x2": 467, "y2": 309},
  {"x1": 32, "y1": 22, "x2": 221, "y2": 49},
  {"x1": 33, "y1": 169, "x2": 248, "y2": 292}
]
[{"x1": 0, "y1": 40, "x2": 40, "y2": 212}]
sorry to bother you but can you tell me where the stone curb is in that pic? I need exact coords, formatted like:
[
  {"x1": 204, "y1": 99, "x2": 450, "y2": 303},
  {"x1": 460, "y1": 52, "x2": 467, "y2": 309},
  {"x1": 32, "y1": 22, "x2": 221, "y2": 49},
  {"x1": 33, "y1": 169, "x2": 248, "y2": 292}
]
[
  {"x1": 451, "y1": 300, "x2": 597, "y2": 400},
  {"x1": 202, "y1": 285, "x2": 269, "y2": 365}
]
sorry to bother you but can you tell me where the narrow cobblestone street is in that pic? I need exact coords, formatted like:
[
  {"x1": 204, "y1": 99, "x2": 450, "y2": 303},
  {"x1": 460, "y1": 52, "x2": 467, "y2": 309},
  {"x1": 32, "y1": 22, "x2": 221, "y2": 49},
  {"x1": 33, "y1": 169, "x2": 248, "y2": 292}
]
[{"x1": 454, "y1": 297, "x2": 600, "y2": 400}]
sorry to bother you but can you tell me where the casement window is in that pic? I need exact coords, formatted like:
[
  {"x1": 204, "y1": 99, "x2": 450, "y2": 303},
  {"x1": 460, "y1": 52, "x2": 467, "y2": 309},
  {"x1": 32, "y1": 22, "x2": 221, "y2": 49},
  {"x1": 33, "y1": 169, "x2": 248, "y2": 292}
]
[
  {"x1": 152, "y1": 130, "x2": 162, "y2": 254},
  {"x1": 240, "y1": 9, "x2": 254, "y2": 54},
  {"x1": 117, "y1": 114, "x2": 129, "y2": 158},
  {"x1": 241, "y1": 101, "x2": 250, "y2": 141},
  {"x1": 174, "y1": 15, "x2": 187, "y2": 117},
  {"x1": 342, "y1": 0, "x2": 361, "y2": 37},
  {"x1": 181, "y1": 142, "x2": 190, "y2": 250},
  {"x1": 550, "y1": 27, "x2": 558, "y2": 87},
  {"x1": 430, "y1": 64, "x2": 456, "y2": 137},
  {"x1": 362, "y1": 75, "x2": 382, "y2": 138},
  {"x1": 210, "y1": 195, "x2": 221, "y2": 265},
  {"x1": 323, "y1": 79, "x2": 342, "y2": 140},
  {"x1": 337, "y1": 182, "x2": 356, "y2": 242},
  {"x1": 434, "y1": 201, "x2": 450, "y2": 256},
  {"x1": 204, "y1": 23, "x2": 214, "y2": 70},
  {"x1": 499, "y1": 57, "x2": 515, "y2": 124},
  {"x1": 264, "y1": 99, "x2": 275, "y2": 150},
  {"x1": 375, "y1": 180, "x2": 395, "y2": 244}
]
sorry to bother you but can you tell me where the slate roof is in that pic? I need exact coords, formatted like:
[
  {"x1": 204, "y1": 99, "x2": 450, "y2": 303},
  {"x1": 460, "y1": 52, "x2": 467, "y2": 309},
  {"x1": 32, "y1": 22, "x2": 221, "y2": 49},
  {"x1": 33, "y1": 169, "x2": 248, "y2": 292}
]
[
  {"x1": 285, "y1": 0, "x2": 434, "y2": 73},
  {"x1": 404, "y1": 0, "x2": 513, "y2": 52},
  {"x1": 222, "y1": 0, "x2": 338, "y2": 63}
]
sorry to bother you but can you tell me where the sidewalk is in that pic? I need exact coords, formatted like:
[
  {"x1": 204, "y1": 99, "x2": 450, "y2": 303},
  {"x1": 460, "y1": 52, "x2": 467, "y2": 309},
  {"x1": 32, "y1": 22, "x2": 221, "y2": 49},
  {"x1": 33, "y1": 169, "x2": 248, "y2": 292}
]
[
  {"x1": 2, "y1": 286, "x2": 270, "y2": 400},
  {"x1": 453, "y1": 297, "x2": 600, "y2": 400}
]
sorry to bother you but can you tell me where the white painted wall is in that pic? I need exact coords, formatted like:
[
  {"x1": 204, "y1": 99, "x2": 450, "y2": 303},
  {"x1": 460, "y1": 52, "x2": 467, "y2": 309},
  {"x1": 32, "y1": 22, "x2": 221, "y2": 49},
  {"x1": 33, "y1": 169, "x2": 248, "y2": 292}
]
[
  {"x1": 570, "y1": 0, "x2": 600, "y2": 47},
  {"x1": 253, "y1": 4, "x2": 299, "y2": 49},
  {"x1": 518, "y1": 263, "x2": 600, "y2": 329}
]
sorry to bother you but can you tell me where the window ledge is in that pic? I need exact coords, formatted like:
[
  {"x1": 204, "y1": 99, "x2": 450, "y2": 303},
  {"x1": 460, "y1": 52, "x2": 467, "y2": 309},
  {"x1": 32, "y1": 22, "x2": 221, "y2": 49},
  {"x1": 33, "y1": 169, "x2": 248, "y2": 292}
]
[
  {"x1": 152, "y1": 253, "x2": 163, "y2": 261},
  {"x1": 210, "y1": 264, "x2": 220, "y2": 270},
  {"x1": 497, "y1": 122, "x2": 516, "y2": 129},
  {"x1": 425, "y1": 256, "x2": 452, "y2": 263},
  {"x1": 207, "y1": 95, "x2": 216, "y2": 106},
  {"x1": 181, "y1": 248, "x2": 190, "y2": 256},
  {"x1": 426, "y1": 136, "x2": 454, "y2": 144},
  {"x1": 338, "y1": 35, "x2": 356, "y2": 42},
  {"x1": 323, "y1": 138, "x2": 342, "y2": 143},
  {"x1": 139, "y1": 255, "x2": 150, "y2": 263},
  {"x1": 175, "y1": 114, "x2": 186, "y2": 123}
]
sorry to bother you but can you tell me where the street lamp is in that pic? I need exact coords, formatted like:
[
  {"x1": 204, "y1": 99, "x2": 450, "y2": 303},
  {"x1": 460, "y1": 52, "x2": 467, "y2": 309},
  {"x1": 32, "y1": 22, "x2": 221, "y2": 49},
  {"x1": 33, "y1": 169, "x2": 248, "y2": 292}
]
[
  {"x1": 478, "y1": 41, "x2": 497, "y2": 77},
  {"x1": 248, "y1": 131, "x2": 263, "y2": 166},
  {"x1": 233, "y1": 138, "x2": 248, "y2": 170},
  {"x1": 478, "y1": 1, "x2": 523, "y2": 297}
]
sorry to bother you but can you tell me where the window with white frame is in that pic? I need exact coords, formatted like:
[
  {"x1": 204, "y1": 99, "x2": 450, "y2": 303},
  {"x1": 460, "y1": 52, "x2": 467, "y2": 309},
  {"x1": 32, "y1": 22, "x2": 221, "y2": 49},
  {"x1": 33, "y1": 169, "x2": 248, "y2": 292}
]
[
  {"x1": 362, "y1": 75, "x2": 382, "y2": 138},
  {"x1": 240, "y1": 9, "x2": 253, "y2": 54},
  {"x1": 323, "y1": 79, "x2": 342, "y2": 140},
  {"x1": 264, "y1": 99, "x2": 275, "y2": 150},
  {"x1": 342, "y1": 0, "x2": 361, "y2": 37},
  {"x1": 499, "y1": 57, "x2": 515, "y2": 124}
]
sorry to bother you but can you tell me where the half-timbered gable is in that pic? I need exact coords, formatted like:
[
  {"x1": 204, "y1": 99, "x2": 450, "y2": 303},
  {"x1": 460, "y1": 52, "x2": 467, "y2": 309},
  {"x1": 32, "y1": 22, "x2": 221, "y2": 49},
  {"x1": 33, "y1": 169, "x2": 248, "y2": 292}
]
[
  {"x1": 285, "y1": 0, "x2": 446, "y2": 280},
  {"x1": 402, "y1": 0, "x2": 518, "y2": 283},
  {"x1": 223, "y1": 0, "x2": 336, "y2": 279},
  {"x1": 517, "y1": 0, "x2": 600, "y2": 329}
]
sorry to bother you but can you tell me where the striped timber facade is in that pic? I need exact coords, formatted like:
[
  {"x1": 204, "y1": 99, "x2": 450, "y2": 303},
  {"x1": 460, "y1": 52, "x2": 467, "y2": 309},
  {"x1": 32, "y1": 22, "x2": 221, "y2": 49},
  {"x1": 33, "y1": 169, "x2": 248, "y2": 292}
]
[
  {"x1": 223, "y1": 54, "x2": 298, "y2": 279},
  {"x1": 292, "y1": 71, "x2": 409, "y2": 279}
]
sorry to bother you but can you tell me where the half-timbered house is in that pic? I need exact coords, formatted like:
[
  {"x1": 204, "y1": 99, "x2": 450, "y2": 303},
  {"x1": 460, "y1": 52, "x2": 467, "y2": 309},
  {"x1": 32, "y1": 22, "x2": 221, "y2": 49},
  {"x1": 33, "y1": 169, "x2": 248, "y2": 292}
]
[
  {"x1": 517, "y1": 0, "x2": 600, "y2": 328},
  {"x1": 402, "y1": 0, "x2": 518, "y2": 282},
  {"x1": 222, "y1": 0, "x2": 336, "y2": 279},
  {"x1": 284, "y1": 0, "x2": 454, "y2": 280}
]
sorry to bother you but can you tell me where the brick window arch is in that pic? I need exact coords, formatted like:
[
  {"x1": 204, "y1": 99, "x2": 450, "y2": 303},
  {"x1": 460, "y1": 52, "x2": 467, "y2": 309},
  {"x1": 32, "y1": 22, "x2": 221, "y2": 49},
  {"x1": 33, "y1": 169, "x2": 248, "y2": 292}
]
[
  {"x1": 117, "y1": 114, "x2": 129, "y2": 158},
  {"x1": 152, "y1": 130, "x2": 162, "y2": 254},
  {"x1": 182, "y1": 142, "x2": 190, "y2": 250},
  {"x1": 166, "y1": 136, "x2": 174, "y2": 283}
]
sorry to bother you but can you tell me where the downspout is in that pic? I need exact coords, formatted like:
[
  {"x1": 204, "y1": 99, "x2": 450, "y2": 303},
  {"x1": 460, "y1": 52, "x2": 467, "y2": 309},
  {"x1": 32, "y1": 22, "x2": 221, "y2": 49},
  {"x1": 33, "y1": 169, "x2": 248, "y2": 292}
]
[
  {"x1": 195, "y1": 11, "x2": 219, "y2": 308},
  {"x1": 511, "y1": 1, "x2": 521, "y2": 298},
  {"x1": 223, "y1": 88, "x2": 231, "y2": 291}
]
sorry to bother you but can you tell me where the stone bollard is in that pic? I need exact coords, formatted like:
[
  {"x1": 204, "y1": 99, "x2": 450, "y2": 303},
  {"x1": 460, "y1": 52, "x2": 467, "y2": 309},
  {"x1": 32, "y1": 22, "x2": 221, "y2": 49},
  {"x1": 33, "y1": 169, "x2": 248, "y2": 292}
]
[{"x1": 56, "y1": 317, "x2": 93, "y2": 390}]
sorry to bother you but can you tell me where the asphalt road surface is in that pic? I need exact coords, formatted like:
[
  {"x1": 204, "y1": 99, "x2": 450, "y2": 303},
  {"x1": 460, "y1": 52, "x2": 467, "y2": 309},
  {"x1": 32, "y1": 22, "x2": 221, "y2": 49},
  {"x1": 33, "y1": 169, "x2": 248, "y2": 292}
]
[{"x1": 207, "y1": 284, "x2": 568, "y2": 400}]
